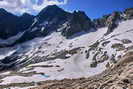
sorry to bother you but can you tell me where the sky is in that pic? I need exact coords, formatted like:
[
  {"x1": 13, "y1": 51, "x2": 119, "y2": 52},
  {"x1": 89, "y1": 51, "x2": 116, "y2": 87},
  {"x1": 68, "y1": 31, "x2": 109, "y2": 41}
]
[
  {"x1": 61, "y1": 0, "x2": 133, "y2": 19},
  {"x1": 0, "y1": 0, "x2": 133, "y2": 19}
]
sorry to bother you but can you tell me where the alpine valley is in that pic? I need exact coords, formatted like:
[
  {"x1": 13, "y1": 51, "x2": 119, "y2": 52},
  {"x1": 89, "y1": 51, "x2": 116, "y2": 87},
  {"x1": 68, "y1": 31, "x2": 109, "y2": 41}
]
[{"x1": 0, "y1": 5, "x2": 133, "y2": 89}]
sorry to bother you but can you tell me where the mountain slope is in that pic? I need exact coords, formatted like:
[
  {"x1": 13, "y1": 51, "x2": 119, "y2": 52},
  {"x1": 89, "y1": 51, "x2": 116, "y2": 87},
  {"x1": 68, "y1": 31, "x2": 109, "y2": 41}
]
[
  {"x1": 30, "y1": 51, "x2": 133, "y2": 89},
  {"x1": 0, "y1": 19, "x2": 133, "y2": 89}
]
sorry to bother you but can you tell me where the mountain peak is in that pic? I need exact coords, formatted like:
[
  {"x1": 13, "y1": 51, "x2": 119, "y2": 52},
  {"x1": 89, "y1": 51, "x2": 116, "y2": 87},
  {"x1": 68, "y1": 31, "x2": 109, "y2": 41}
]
[
  {"x1": 43, "y1": 5, "x2": 60, "y2": 10},
  {"x1": 38, "y1": 5, "x2": 64, "y2": 15},
  {"x1": 21, "y1": 13, "x2": 33, "y2": 17},
  {"x1": 0, "y1": 8, "x2": 16, "y2": 16},
  {"x1": 0, "y1": 8, "x2": 7, "y2": 12},
  {"x1": 37, "y1": 5, "x2": 68, "y2": 22}
]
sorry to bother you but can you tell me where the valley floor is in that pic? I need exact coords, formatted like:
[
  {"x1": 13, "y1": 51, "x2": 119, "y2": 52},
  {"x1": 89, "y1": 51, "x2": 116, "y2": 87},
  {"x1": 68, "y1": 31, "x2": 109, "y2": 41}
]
[
  {"x1": 30, "y1": 52, "x2": 133, "y2": 89},
  {"x1": 0, "y1": 52, "x2": 133, "y2": 89}
]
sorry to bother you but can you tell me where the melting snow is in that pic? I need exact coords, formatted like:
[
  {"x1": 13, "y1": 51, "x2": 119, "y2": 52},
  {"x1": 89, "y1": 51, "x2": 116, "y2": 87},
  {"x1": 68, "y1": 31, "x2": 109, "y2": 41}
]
[{"x1": 0, "y1": 20, "x2": 133, "y2": 86}]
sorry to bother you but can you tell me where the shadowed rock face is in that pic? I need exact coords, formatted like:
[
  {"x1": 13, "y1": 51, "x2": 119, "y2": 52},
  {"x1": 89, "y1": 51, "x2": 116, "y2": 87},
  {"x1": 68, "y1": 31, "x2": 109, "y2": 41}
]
[
  {"x1": 0, "y1": 9, "x2": 19, "y2": 39},
  {"x1": 0, "y1": 9, "x2": 35, "y2": 39},
  {"x1": 61, "y1": 11, "x2": 95, "y2": 38},
  {"x1": 93, "y1": 14, "x2": 110, "y2": 28},
  {"x1": 18, "y1": 13, "x2": 34, "y2": 32}
]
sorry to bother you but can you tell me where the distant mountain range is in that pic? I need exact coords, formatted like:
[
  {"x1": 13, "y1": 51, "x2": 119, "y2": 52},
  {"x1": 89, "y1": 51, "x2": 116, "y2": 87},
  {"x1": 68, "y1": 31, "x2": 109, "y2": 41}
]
[{"x1": 0, "y1": 5, "x2": 132, "y2": 47}]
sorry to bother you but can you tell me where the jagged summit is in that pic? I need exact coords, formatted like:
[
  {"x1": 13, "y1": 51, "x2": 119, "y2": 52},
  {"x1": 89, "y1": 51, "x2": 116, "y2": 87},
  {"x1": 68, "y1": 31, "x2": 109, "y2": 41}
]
[
  {"x1": 37, "y1": 5, "x2": 71, "y2": 23},
  {"x1": 38, "y1": 5, "x2": 64, "y2": 15}
]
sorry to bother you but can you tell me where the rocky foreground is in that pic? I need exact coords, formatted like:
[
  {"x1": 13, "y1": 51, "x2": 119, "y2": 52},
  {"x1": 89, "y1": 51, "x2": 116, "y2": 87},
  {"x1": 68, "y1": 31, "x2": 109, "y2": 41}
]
[{"x1": 30, "y1": 52, "x2": 133, "y2": 89}]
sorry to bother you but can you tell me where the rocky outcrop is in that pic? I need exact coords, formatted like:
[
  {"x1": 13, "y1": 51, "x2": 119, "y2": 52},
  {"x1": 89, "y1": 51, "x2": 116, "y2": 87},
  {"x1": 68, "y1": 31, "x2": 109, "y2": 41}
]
[
  {"x1": 62, "y1": 11, "x2": 95, "y2": 38},
  {"x1": 93, "y1": 11, "x2": 122, "y2": 35},
  {"x1": 93, "y1": 14, "x2": 110, "y2": 28},
  {"x1": 104, "y1": 12, "x2": 121, "y2": 35},
  {"x1": 124, "y1": 8, "x2": 133, "y2": 19},
  {"x1": 93, "y1": 8, "x2": 133, "y2": 35}
]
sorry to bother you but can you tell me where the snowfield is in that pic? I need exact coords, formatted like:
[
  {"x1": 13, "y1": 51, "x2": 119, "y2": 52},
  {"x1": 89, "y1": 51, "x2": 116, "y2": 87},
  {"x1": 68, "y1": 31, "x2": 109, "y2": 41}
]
[{"x1": 0, "y1": 19, "x2": 133, "y2": 88}]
